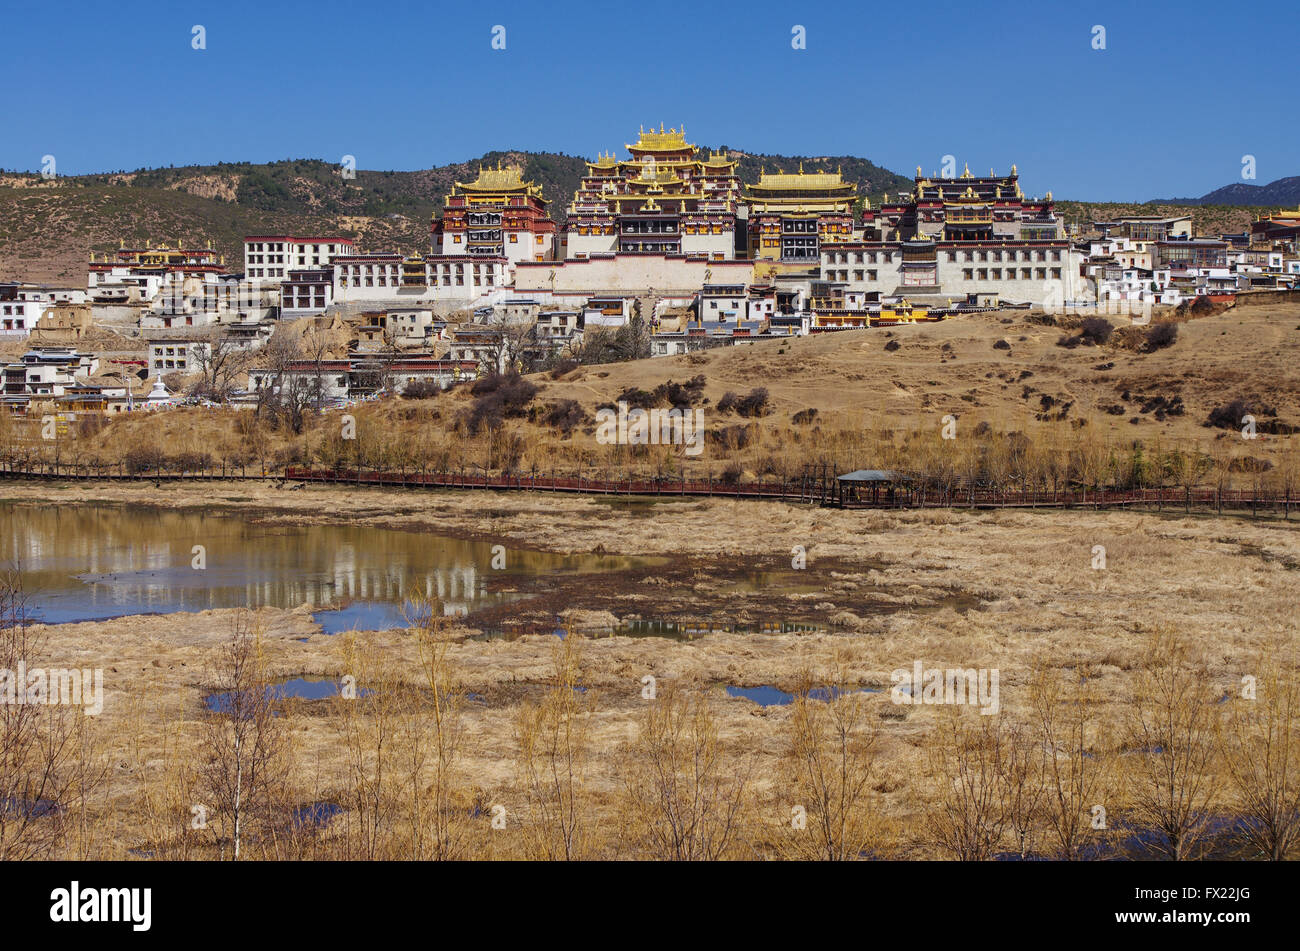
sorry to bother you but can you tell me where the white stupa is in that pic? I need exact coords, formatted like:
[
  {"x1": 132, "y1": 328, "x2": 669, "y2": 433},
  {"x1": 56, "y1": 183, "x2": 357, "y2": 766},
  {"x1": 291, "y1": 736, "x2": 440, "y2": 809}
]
[{"x1": 145, "y1": 376, "x2": 172, "y2": 407}]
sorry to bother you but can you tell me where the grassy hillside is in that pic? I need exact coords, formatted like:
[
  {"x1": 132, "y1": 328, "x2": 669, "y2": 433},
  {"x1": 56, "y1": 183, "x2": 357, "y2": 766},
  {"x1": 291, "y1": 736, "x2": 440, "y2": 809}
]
[
  {"x1": 14, "y1": 296, "x2": 1295, "y2": 483},
  {"x1": 1056, "y1": 200, "x2": 1276, "y2": 237}
]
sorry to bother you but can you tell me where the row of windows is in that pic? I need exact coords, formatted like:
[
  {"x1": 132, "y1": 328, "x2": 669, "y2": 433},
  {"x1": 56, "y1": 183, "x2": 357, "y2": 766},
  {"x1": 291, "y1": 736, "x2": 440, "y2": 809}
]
[
  {"x1": 825, "y1": 248, "x2": 1063, "y2": 265},
  {"x1": 246, "y1": 243, "x2": 343, "y2": 254},
  {"x1": 821, "y1": 267, "x2": 1064, "y2": 283},
  {"x1": 338, "y1": 265, "x2": 496, "y2": 281},
  {"x1": 248, "y1": 256, "x2": 332, "y2": 266},
  {"x1": 961, "y1": 267, "x2": 1063, "y2": 281},
  {"x1": 340, "y1": 275, "x2": 475, "y2": 288}
]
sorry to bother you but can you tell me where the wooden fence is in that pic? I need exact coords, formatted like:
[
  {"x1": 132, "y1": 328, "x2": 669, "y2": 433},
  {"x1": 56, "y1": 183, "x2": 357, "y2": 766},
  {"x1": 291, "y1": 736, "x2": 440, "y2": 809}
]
[{"x1": 1, "y1": 461, "x2": 1295, "y2": 516}]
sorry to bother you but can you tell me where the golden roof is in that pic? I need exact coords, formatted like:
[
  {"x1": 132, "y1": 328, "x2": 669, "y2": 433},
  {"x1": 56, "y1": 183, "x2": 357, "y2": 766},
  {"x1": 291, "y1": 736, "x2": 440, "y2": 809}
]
[
  {"x1": 454, "y1": 162, "x2": 545, "y2": 199},
  {"x1": 628, "y1": 123, "x2": 692, "y2": 152},
  {"x1": 747, "y1": 166, "x2": 856, "y2": 197}
]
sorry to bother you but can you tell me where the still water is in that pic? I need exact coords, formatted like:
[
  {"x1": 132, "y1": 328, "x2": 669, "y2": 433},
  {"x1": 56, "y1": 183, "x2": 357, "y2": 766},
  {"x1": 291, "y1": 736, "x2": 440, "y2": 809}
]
[{"x1": 0, "y1": 502, "x2": 644, "y2": 629}]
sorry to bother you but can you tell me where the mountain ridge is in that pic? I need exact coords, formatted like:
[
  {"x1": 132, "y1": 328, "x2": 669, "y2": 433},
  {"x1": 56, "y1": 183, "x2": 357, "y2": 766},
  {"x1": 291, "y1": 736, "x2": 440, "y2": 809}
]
[{"x1": 1152, "y1": 175, "x2": 1300, "y2": 207}]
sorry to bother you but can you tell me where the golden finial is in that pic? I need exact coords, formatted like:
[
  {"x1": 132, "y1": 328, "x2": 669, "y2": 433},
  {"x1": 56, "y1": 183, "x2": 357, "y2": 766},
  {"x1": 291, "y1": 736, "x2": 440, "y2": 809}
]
[
  {"x1": 916, "y1": 165, "x2": 922, "y2": 177},
  {"x1": 799, "y1": 162, "x2": 804, "y2": 174},
  {"x1": 1011, "y1": 163, "x2": 1017, "y2": 175},
  {"x1": 1046, "y1": 191, "x2": 1053, "y2": 201},
  {"x1": 962, "y1": 162, "x2": 971, "y2": 178},
  {"x1": 660, "y1": 122, "x2": 664, "y2": 133}
]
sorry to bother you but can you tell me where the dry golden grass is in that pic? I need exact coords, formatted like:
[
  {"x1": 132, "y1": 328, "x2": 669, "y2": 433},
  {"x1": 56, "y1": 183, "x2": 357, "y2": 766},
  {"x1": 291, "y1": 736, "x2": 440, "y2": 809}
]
[{"x1": 4, "y1": 482, "x2": 1295, "y2": 859}]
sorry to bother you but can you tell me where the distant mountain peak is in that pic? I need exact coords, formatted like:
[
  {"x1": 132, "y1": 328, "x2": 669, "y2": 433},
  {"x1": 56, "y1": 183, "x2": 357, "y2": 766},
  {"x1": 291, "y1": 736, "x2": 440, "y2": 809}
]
[{"x1": 1153, "y1": 175, "x2": 1300, "y2": 207}]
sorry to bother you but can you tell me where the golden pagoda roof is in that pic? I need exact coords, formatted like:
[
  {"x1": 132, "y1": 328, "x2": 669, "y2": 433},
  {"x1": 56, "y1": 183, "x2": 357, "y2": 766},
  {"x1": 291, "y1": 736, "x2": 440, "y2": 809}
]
[
  {"x1": 627, "y1": 123, "x2": 692, "y2": 153},
  {"x1": 453, "y1": 162, "x2": 545, "y2": 200},
  {"x1": 749, "y1": 169, "x2": 854, "y2": 191}
]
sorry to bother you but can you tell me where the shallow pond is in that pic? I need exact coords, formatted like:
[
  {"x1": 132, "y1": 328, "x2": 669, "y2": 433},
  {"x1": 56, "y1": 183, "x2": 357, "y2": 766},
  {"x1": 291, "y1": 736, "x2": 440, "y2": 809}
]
[{"x1": 0, "y1": 501, "x2": 646, "y2": 629}]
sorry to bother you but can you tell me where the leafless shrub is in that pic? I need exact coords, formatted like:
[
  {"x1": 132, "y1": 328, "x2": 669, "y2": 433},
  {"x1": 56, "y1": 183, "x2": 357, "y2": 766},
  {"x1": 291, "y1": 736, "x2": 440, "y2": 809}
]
[
  {"x1": 620, "y1": 684, "x2": 753, "y2": 860},
  {"x1": 197, "y1": 612, "x2": 290, "y2": 860}
]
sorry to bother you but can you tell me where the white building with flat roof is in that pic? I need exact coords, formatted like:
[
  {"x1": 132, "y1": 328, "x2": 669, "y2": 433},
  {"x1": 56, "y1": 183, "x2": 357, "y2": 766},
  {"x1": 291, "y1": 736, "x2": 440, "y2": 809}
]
[
  {"x1": 332, "y1": 253, "x2": 508, "y2": 314},
  {"x1": 0, "y1": 299, "x2": 49, "y2": 337},
  {"x1": 245, "y1": 236, "x2": 355, "y2": 281}
]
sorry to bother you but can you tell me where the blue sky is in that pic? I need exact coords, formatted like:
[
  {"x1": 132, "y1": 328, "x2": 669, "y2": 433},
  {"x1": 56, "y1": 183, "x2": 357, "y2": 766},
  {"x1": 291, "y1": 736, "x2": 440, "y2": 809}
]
[{"x1": 2, "y1": 0, "x2": 1295, "y2": 201}]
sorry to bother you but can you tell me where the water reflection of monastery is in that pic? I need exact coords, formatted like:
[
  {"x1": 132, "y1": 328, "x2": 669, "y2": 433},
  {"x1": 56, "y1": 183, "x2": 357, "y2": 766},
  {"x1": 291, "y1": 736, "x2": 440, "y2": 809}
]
[
  {"x1": 4, "y1": 508, "x2": 500, "y2": 618},
  {"x1": 96, "y1": 555, "x2": 487, "y2": 617}
]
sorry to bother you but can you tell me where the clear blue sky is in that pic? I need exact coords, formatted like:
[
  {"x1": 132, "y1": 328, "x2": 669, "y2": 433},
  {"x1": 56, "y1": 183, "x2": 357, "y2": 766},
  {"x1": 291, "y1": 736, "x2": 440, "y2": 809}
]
[{"x1": 3, "y1": 0, "x2": 1295, "y2": 201}]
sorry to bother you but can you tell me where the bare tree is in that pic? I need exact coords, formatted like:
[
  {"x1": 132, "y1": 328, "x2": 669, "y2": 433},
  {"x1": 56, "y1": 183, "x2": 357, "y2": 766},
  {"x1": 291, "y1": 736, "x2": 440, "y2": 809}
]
[
  {"x1": 620, "y1": 683, "x2": 753, "y2": 860},
  {"x1": 482, "y1": 313, "x2": 535, "y2": 375},
  {"x1": 407, "y1": 598, "x2": 469, "y2": 860},
  {"x1": 515, "y1": 635, "x2": 595, "y2": 860},
  {"x1": 0, "y1": 568, "x2": 105, "y2": 860},
  {"x1": 927, "y1": 713, "x2": 1044, "y2": 860},
  {"x1": 781, "y1": 664, "x2": 888, "y2": 860},
  {"x1": 1124, "y1": 630, "x2": 1219, "y2": 860},
  {"x1": 256, "y1": 335, "x2": 321, "y2": 433},
  {"x1": 198, "y1": 612, "x2": 289, "y2": 860},
  {"x1": 192, "y1": 330, "x2": 241, "y2": 402},
  {"x1": 1032, "y1": 665, "x2": 1111, "y2": 860},
  {"x1": 335, "y1": 632, "x2": 401, "y2": 861},
  {"x1": 1218, "y1": 652, "x2": 1300, "y2": 860}
]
